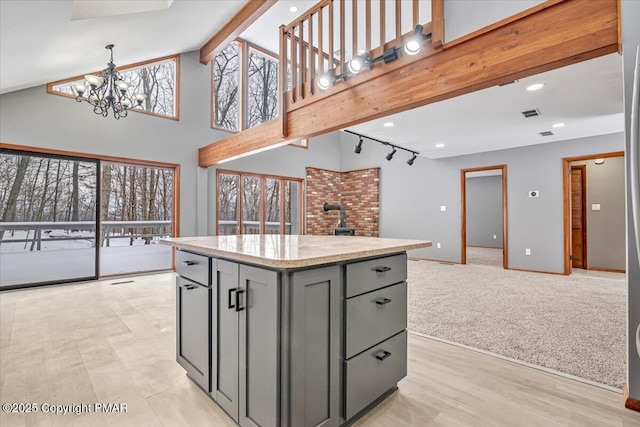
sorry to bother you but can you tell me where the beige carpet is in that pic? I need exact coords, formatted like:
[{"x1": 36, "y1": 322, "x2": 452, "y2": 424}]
[
  {"x1": 407, "y1": 259, "x2": 626, "y2": 388},
  {"x1": 466, "y1": 246, "x2": 503, "y2": 267}
]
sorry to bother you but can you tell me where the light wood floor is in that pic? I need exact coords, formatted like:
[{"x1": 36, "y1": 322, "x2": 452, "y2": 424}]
[{"x1": 1, "y1": 273, "x2": 638, "y2": 427}]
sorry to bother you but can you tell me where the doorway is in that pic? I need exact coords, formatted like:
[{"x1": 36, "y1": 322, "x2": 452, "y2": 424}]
[
  {"x1": 570, "y1": 165, "x2": 587, "y2": 269},
  {"x1": 460, "y1": 165, "x2": 508, "y2": 269},
  {"x1": 563, "y1": 151, "x2": 626, "y2": 275}
]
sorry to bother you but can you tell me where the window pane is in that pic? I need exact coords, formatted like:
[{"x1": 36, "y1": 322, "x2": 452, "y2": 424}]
[
  {"x1": 247, "y1": 49, "x2": 279, "y2": 128},
  {"x1": 218, "y1": 174, "x2": 239, "y2": 235},
  {"x1": 50, "y1": 57, "x2": 178, "y2": 118},
  {"x1": 213, "y1": 42, "x2": 240, "y2": 131},
  {"x1": 99, "y1": 162, "x2": 174, "y2": 275},
  {"x1": 285, "y1": 181, "x2": 301, "y2": 235},
  {"x1": 242, "y1": 176, "x2": 261, "y2": 234},
  {"x1": 265, "y1": 178, "x2": 280, "y2": 234}
]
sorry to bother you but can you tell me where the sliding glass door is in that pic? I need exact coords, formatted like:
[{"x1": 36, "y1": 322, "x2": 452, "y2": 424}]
[{"x1": 0, "y1": 149, "x2": 99, "y2": 289}]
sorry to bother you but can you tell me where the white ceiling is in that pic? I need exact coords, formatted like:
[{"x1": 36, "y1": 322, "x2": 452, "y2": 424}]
[
  {"x1": 346, "y1": 53, "x2": 624, "y2": 159},
  {"x1": 0, "y1": 0, "x2": 243, "y2": 94}
]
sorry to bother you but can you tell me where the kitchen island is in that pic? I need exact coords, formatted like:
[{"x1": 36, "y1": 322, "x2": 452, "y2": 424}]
[{"x1": 160, "y1": 235, "x2": 431, "y2": 427}]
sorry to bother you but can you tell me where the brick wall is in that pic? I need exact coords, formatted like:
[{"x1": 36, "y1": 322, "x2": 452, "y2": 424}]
[{"x1": 306, "y1": 167, "x2": 379, "y2": 237}]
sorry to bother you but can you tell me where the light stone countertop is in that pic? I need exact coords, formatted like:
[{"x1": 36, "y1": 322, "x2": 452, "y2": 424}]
[{"x1": 160, "y1": 235, "x2": 431, "y2": 268}]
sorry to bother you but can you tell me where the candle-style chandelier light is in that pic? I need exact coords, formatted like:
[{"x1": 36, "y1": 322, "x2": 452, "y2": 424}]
[{"x1": 73, "y1": 44, "x2": 147, "y2": 119}]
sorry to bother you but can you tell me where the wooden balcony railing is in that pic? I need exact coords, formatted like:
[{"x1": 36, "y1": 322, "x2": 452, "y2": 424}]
[{"x1": 278, "y1": 0, "x2": 433, "y2": 136}]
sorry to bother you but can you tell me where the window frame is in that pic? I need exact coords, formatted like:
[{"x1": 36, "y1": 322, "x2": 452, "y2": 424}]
[
  {"x1": 216, "y1": 168, "x2": 304, "y2": 236},
  {"x1": 46, "y1": 54, "x2": 181, "y2": 121}
]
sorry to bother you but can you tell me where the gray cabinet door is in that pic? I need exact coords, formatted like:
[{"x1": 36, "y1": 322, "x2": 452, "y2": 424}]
[
  {"x1": 289, "y1": 266, "x2": 341, "y2": 427},
  {"x1": 214, "y1": 259, "x2": 240, "y2": 421},
  {"x1": 176, "y1": 277, "x2": 210, "y2": 391},
  {"x1": 238, "y1": 265, "x2": 279, "y2": 427}
]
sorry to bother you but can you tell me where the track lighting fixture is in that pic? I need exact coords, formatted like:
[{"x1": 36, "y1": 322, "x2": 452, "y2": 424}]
[
  {"x1": 318, "y1": 68, "x2": 336, "y2": 90},
  {"x1": 344, "y1": 130, "x2": 419, "y2": 166},
  {"x1": 404, "y1": 25, "x2": 431, "y2": 56},
  {"x1": 348, "y1": 53, "x2": 370, "y2": 74},
  {"x1": 317, "y1": 26, "x2": 432, "y2": 90},
  {"x1": 386, "y1": 148, "x2": 397, "y2": 161},
  {"x1": 354, "y1": 137, "x2": 364, "y2": 154}
]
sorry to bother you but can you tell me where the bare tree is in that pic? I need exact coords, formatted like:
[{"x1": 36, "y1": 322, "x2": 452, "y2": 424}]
[
  {"x1": 0, "y1": 155, "x2": 30, "y2": 240},
  {"x1": 213, "y1": 43, "x2": 240, "y2": 131}
]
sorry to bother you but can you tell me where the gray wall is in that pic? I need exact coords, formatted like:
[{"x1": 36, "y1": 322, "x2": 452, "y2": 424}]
[
  {"x1": 621, "y1": 0, "x2": 640, "y2": 399},
  {"x1": 206, "y1": 132, "x2": 343, "y2": 234},
  {"x1": 466, "y1": 176, "x2": 503, "y2": 248},
  {"x1": 339, "y1": 131, "x2": 624, "y2": 273},
  {"x1": 0, "y1": 50, "x2": 225, "y2": 237},
  {"x1": 444, "y1": 0, "x2": 545, "y2": 43},
  {"x1": 571, "y1": 157, "x2": 625, "y2": 271}
]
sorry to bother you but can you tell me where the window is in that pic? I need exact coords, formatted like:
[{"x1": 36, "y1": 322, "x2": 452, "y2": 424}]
[
  {"x1": 212, "y1": 40, "x2": 279, "y2": 132},
  {"x1": 47, "y1": 55, "x2": 180, "y2": 120},
  {"x1": 216, "y1": 170, "x2": 303, "y2": 235}
]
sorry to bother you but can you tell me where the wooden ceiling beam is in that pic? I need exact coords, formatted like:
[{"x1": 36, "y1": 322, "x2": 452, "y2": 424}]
[
  {"x1": 199, "y1": 0, "x2": 619, "y2": 167},
  {"x1": 199, "y1": 0, "x2": 277, "y2": 65}
]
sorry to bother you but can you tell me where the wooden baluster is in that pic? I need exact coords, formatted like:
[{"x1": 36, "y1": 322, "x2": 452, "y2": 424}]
[
  {"x1": 318, "y1": 7, "x2": 324, "y2": 75},
  {"x1": 329, "y1": 0, "x2": 334, "y2": 70},
  {"x1": 309, "y1": 12, "x2": 314, "y2": 96},
  {"x1": 291, "y1": 24, "x2": 297, "y2": 103},
  {"x1": 380, "y1": 0, "x2": 386, "y2": 45},
  {"x1": 365, "y1": 0, "x2": 371, "y2": 52},
  {"x1": 412, "y1": 0, "x2": 419, "y2": 28},
  {"x1": 352, "y1": 0, "x2": 358, "y2": 58},
  {"x1": 279, "y1": 25, "x2": 288, "y2": 137},
  {"x1": 299, "y1": 20, "x2": 305, "y2": 99},
  {"x1": 340, "y1": 0, "x2": 345, "y2": 73},
  {"x1": 395, "y1": 0, "x2": 401, "y2": 46}
]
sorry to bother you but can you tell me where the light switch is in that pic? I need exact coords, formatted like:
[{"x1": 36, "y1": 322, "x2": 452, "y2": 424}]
[
  {"x1": 525, "y1": 248, "x2": 531, "y2": 255},
  {"x1": 440, "y1": 206, "x2": 447, "y2": 212},
  {"x1": 592, "y1": 204, "x2": 601, "y2": 211},
  {"x1": 436, "y1": 242, "x2": 441, "y2": 249},
  {"x1": 493, "y1": 235, "x2": 497, "y2": 239}
]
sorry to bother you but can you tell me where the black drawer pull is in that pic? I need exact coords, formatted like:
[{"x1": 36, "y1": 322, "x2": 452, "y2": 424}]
[
  {"x1": 184, "y1": 285, "x2": 196, "y2": 290},
  {"x1": 228, "y1": 288, "x2": 237, "y2": 309},
  {"x1": 375, "y1": 350, "x2": 392, "y2": 361},
  {"x1": 235, "y1": 289, "x2": 245, "y2": 312},
  {"x1": 182, "y1": 260, "x2": 197, "y2": 266},
  {"x1": 374, "y1": 266, "x2": 392, "y2": 273},
  {"x1": 375, "y1": 298, "x2": 392, "y2": 305}
]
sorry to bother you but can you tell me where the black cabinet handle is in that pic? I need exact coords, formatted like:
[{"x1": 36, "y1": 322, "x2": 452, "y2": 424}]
[
  {"x1": 375, "y1": 350, "x2": 392, "y2": 361},
  {"x1": 374, "y1": 266, "x2": 392, "y2": 273},
  {"x1": 184, "y1": 285, "x2": 196, "y2": 290},
  {"x1": 375, "y1": 298, "x2": 392, "y2": 305},
  {"x1": 228, "y1": 288, "x2": 237, "y2": 309},
  {"x1": 235, "y1": 289, "x2": 245, "y2": 312},
  {"x1": 182, "y1": 260, "x2": 197, "y2": 266}
]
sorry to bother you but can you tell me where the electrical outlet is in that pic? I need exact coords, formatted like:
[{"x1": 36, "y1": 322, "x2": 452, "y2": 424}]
[
  {"x1": 436, "y1": 242, "x2": 441, "y2": 249},
  {"x1": 525, "y1": 248, "x2": 531, "y2": 255},
  {"x1": 440, "y1": 206, "x2": 447, "y2": 212},
  {"x1": 493, "y1": 235, "x2": 497, "y2": 239}
]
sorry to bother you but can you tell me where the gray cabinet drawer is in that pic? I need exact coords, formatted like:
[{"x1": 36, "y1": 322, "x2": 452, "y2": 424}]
[
  {"x1": 177, "y1": 250, "x2": 211, "y2": 286},
  {"x1": 345, "y1": 282, "x2": 407, "y2": 359},
  {"x1": 344, "y1": 331, "x2": 407, "y2": 420},
  {"x1": 345, "y1": 253, "x2": 407, "y2": 298}
]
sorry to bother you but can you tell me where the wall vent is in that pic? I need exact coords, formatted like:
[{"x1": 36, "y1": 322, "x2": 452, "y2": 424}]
[
  {"x1": 499, "y1": 80, "x2": 518, "y2": 87},
  {"x1": 522, "y1": 109, "x2": 541, "y2": 118},
  {"x1": 539, "y1": 131, "x2": 554, "y2": 137}
]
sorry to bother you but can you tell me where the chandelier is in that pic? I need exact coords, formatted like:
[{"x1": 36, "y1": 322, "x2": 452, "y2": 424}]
[{"x1": 73, "y1": 44, "x2": 147, "y2": 119}]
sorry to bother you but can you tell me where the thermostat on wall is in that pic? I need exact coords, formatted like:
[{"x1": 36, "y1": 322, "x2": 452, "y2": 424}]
[{"x1": 529, "y1": 190, "x2": 540, "y2": 198}]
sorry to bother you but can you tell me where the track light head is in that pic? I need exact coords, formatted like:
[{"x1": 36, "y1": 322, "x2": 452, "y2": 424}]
[
  {"x1": 318, "y1": 69, "x2": 336, "y2": 90},
  {"x1": 354, "y1": 137, "x2": 364, "y2": 154},
  {"x1": 386, "y1": 147, "x2": 397, "y2": 161},
  {"x1": 348, "y1": 53, "x2": 370, "y2": 74},
  {"x1": 407, "y1": 154, "x2": 417, "y2": 166},
  {"x1": 405, "y1": 25, "x2": 426, "y2": 56}
]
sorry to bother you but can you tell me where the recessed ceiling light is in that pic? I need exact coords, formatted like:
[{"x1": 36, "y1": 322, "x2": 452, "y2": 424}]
[
  {"x1": 552, "y1": 122, "x2": 565, "y2": 128},
  {"x1": 290, "y1": 6, "x2": 298, "y2": 12},
  {"x1": 436, "y1": 143, "x2": 445, "y2": 148},
  {"x1": 526, "y1": 83, "x2": 545, "y2": 91},
  {"x1": 383, "y1": 122, "x2": 394, "y2": 127}
]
